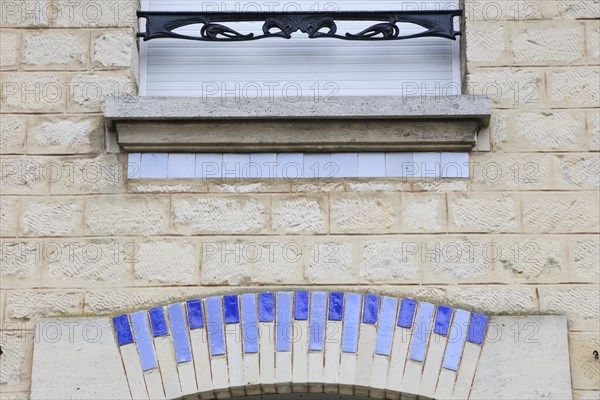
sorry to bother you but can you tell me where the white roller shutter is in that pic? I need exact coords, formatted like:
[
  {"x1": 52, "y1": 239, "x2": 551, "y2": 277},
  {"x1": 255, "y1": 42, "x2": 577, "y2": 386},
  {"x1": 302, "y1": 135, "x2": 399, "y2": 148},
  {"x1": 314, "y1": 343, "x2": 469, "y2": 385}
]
[{"x1": 140, "y1": 0, "x2": 461, "y2": 97}]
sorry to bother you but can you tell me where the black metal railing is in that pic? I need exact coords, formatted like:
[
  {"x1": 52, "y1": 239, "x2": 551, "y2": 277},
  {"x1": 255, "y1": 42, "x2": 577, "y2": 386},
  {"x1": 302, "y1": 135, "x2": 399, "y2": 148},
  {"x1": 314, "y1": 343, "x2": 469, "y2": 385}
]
[{"x1": 137, "y1": 10, "x2": 462, "y2": 42}]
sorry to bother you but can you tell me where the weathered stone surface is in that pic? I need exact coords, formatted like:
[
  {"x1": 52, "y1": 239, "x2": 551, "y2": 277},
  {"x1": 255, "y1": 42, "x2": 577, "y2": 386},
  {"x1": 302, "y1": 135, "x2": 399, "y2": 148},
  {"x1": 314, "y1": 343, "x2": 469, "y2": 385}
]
[
  {"x1": 549, "y1": 68, "x2": 600, "y2": 107},
  {"x1": 67, "y1": 72, "x2": 135, "y2": 112},
  {"x1": 555, "y1": 155, "x2": 600, "y2": 189},
  {"x1": 539, "y1": 286, "x2": 600, "y2": 330},
  {"x1": 0, "y1": 156, "x2": 51, "y2": 195},
  {"x1": 345, "y1": 181, "x2": 411, "y2": 192},
  {"x1": 30, "y1": 318, "x2": 131, "y2": 400},
  {"x1": 22, "y1": 30, "x2": 88, "y2": 70},
  {"x1": 521, "y1": 192, "x2": 599, "y2": 233},
  {"x1": 587, "y1": 21, "x2": 600, "y2": 63},
  {"x1": 0, "y1": 197, "x2": 18, "y2": 236},
  {"x1": 422, "y1": 237, "x2": 493, "y2": 283},
  {"x1": 207, "y1": 181, "x2": 290, "y2": 194},
  {"x1": 398, "y1": 193, "x2": 445, "y2": 232},
  {"x1": 83, "y1": 288, "x2": 199, "y2": 315},
  {"x1": 471, "y1": 152, "x2": 553, "y2": 190},
  {"x1": 305, "y1": 240, "x2": 355, "y2": 283},
  {"x1": 0, "y1": 240, "x2": 42, "y2": 287},
  {"x1": 358, "y1": 238, "x2": 420, "y2": 283},
  {"x1": 466, "y1": 24, "x2": 507, "y2": 65},
  {"x1": 448, "y1": 193, "x2": 519, "y2": 233},
  {"x1": 464, "y1": 0, "x2": 542, "y2": 21},
  {"x1": 45, "y1": 239, "x2": 134, "y2": 287},
  {"x1": 569, "y1": 333, "x2": 600, "y2": 391},
  {"x1": 411, "y1": 180, "x2": 469, "y2": 192},
  {"x1": 467, "y1": 69, "x2": 545, "y2": 107},
  {"x1": 0, "y1": 115, "x2": 26, "y2": 154},
  {"x1": 510, "y1": 111, "x2": 586, "y2": 151},
  {"x1": 28, "y1": 115, "x2": 104, "y2": 154},
  {"x1": 447, "y1": 286, "x2": 538, "y2": 313},
  {"x1": 85, "y1": 195, "x2": 169, "y2": 236},
  {"x1": 542, "y1": 0, "x2": 600, "y2": 19},
  {"x1": 512, "y1": 24, "x2": 585, "y2": 65},
  {"x1": 0, "y1": 332, "x2": 33, "y2": 388},
  {"x1": 173, "y1": 195, "x2": 269, "y2": 234},
  {"x1": 20, "y1": 197, "x2": 83, "y2": 237},
  {"x1": 134, "y1": 238, "x2": 199, "y2": 285},
  {"x1": 6, "y1": 291, "x2": 83, "y2": 320},
  {"x1": 471, "y1": 316, "x2": 572, "y2": 400},
  {"x1": 51, "y1": 0, "x2": 139, "y2": 28},
  {"x1": 0, "y1": 0, "x2": 52, "y2": 27},
  {"x1": 330, "y1": 193, "x2": 397, "y2": 233},
  {"x1": 201, "y1": 239, "x2": 253, "y2": 285},
  {"x1": 589, "y1": 111, "x2": 600, "y2": 151},
  {"x1": 0, "y1": 30, "x2": 20, "y2": 69},
  {"x1": 573, "y1": 391, "x2": 600, "y2": 400},
  {"x1": 570, "y1": 237, "x2": 600, "y2": 280},
  {"x1": 251, "y1": 238, "x2": 304, "y2": 284},
  {"x1": 0, "y1": 73, "x2": 66, "y2": 112},
  {"x1": 49, "y1": 155, "x2": 126, "y2": 195},
  {"x1": 271, "y1": 195, "x2": 327, "y2": 234},
  {"x1": 92, "y1": 30, "x2": 136, "y2": 68}
]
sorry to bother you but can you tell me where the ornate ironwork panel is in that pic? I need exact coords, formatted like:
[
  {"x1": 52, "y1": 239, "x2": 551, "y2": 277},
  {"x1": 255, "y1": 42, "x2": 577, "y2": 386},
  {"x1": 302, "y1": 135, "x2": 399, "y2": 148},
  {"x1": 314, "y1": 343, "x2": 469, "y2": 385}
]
[{"x1": 137, "y1": 10, "x2": 462, "y2": 42}]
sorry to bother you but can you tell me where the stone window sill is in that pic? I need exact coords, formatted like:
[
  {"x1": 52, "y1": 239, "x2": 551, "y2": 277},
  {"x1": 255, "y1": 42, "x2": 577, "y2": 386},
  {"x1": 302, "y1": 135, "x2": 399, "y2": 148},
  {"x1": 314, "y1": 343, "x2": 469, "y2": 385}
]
[{"x1": 104, "y1": 95, "x2": 491, "y2": 153}]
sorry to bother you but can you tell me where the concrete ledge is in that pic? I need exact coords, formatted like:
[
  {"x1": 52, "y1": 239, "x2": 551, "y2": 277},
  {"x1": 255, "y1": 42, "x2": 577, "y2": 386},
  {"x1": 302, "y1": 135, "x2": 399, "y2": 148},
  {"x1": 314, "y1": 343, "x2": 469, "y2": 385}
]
[{"x1": 105, "y1": 96, "x2": 491, "y2": 153}]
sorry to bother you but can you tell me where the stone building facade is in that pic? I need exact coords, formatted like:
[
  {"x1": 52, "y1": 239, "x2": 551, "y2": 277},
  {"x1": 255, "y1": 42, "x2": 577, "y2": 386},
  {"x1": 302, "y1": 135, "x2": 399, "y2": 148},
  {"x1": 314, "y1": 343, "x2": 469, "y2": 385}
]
[{"x1": 0, "y1": 0, "x2": 599, "y2": 399}]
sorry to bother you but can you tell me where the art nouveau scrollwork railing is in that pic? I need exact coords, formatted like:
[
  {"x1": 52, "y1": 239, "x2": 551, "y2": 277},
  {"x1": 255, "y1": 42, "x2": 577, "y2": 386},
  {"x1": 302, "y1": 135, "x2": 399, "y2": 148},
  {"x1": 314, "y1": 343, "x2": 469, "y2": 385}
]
[{"x1": 137, "y1": 10, "x2": 462, "y2": 42}]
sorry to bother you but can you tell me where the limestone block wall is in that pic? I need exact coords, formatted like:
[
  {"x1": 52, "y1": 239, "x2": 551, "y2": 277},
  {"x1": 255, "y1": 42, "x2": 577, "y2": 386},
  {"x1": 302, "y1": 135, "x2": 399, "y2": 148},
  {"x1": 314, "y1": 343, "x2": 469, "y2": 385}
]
[{"x1": 0, "y1": 0, "x2": 599, "y2": 399}]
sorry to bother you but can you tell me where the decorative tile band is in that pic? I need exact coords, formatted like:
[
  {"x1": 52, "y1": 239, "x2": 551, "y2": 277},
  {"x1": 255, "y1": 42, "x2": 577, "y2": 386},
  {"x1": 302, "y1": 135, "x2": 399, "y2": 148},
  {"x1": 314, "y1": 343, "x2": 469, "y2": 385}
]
[
  {"x1": 112, "y1": 292, "x2": 488, "y2": 398},
  {"x1": 127, "y1": 152, "x2": 470, "y2": 180}
]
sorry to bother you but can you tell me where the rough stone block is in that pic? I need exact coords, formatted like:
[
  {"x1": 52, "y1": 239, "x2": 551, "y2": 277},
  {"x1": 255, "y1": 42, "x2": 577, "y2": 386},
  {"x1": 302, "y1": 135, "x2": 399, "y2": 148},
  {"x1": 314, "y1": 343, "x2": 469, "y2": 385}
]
[
  {"x1": 512, "y1": 23, "x2": 585, "y2": 65},
  {"x1": 521, "y1": 192, "x2": 599, "y2": 233},
  {"x1": 0, "y1": 72, "x2": 66, "y2": 113},
  {"x1": 0, "y1": 0, "x2": 52, "y2": 27},
  {"x1": 173, "y1": 195, "x2": 269, "y2": 235},
  {"x1": 554, "y1": 154, "x2": 599, "y2": 189},
  {"x1": 5, "y1": 291, "x2": 83, "y2": 321},
  {"x1": 467, "y1": 68, "x2": 545, "y2": 108},
  {"x1": 22, "y1": 30, "x2": 88, "y2": 70},
  {"x1": 0, "y1": 197, "x2": 18, "y2": 236},
  {"x1": 398, "y1": 193, "x2": 446, "y2": 232},
  {"x1": 92, "y1": 29, "x2": 136, "y2": 69},
  {"x1": 330, "y1": 193, "x2": 398, "y2": 233},
  {"x1": 358, "y1": 238, "x2": 420, "y2": 283},
  {"x1": 539, "y1": 286, "x2": 600, "y2": 330},
  {"x1": 464, "y1": 0, "x2": 542, "y2": 21},
  {"x1": 83, "y1": 288, "x2": 198, "y2": 315},
  {"x1": 0, "y1": 30, "x2": 20, "y2": 69},
  {"x1": 271, "y1": 195, "x2": 328, "y2": 234},
  {"x1": 0, "y1": 331, "x2": 33, "y2": 390},
  {"x1": 448, "y1": 193, "x2": 520, "y2": 233},
  {"x1": 0, "y1": 240, "x2": 42, "y2": 288},
  {"x1": 201, "y1": 239, "x2": 253, "y2": 286},
  {"x1": 20, "y1": 197, "x2": 84, "y2": 237},
  {"x1": 305, "y1": 239, "x2": 356, "y2": 283},
  {"x1": 569, "y1": 332, "x2": 600, "y2": 390},
  {"x1": 0, "y1": 115, "x2": 26, "y2": 154},
  {"x1": 67, "y1": 72, "x2": 135, "y2": 113},
  {"x1": 541, "y1": 0, "x2": 600, "y2": 19},
  {"x1": 549, "y1": 68, "x2": 600, "y2": 107},
  {"x1": 85, "y1": 195, "x2": 169, "y2": 236},
  {"x1": 589, "y1": 110, "x2": 600, "y2": 151},
  {"x1": 49, "y1": 155, "x2": 126, "y2": 195},
  {"x1": 466, "y1": 24, "x2": 507, "y2": 65},
  {"x1": 471, "y1": 152, "x2": 553, "y2": 190},
  {"x1": 446, "y1": 286, "x2": 538, "y2": 313},
  {"x1": 134, "y1": 238, "x2": 199, "y2": 285},
  {"x1": 586, "y1": 21, "x2": 600, "y2": 63},
  {"x1": 0, "y1": 156, "x2": 52, "y2": 195},
  {"x1": 569, "y1": 236, "x2": 599, "y2": 281},
  {"x1": 51, "y1": 0, "x2": 139, "y2": 28},
  {"x1": 250, "y1": 238, "x2": 304, "y2": 284},
  {"x1": 28, "y1": 115, "x2": 104, "y2": 154}
]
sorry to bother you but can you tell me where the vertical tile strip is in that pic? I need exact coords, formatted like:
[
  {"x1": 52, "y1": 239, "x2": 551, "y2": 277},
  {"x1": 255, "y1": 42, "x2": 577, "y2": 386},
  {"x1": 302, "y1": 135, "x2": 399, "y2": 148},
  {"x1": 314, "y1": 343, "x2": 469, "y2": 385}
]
[
  {"x1": 397, "y1": 298, "x2": 417, "y2": 328},
  {"x1": 434, "y1": 305, "x2": 453, "y2": 336},
  {"x1": 113, "y1": 315, "x2": 134, "y2": 346},
  {"x1": 442, "y1": 309, "x2": 471, "y2": 371},
  {"x1": 130, "y1": 311, "x2": 158, "y2": 371},
  {"x1": 167, "y1": 303, "x2": 192, "y2": 363},
  {"x1": 241, "y1": 294, "x2": 259, "y2": 353},
  {"x1": 408, "y1": 302, "x2": 435, "y2": 362},
  {"x1": 328, "y1": 292, "x2": 344, "y2": 321},
  {"x1": 205, "y1": 296, "x2": 226, "y2": 356},
  {"x1": 362, "y1": 294, "x2": 380, "y2": 324},
  {"x1": 374, "y1": 297, "x2": 399, "y2": 356},
  {"x1": 223, "y1": 295, "x2": 240, "y2": 325},
  {"x1": 294, "y1": 291, "x2": 309, "y2": 321},
  {"x1": 186, "y1": 299, "x2": 204, "y2": 329},
  {"x1": 341, "y1": 293, "x2": 362, "y2": 353},
  {"x1": 149, "y1": 307, "x2": 169, "y2": 337},
  {"x1": 467, "y1": 313, "x2": 489, "y2": 345},
  {"x1": 309, "y1": 292, "x2": 327, "y2": 351},
  {"x1": 258, "y1": 292, "x2": 275, "y2": 322},
  {"x1": 276, "y1": 292, "x2": 293, "y2": 352}
]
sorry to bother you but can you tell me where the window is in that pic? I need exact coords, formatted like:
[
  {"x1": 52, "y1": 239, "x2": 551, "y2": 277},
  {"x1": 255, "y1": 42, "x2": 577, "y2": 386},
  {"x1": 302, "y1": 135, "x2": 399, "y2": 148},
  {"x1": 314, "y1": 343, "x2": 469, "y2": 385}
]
[{"x1": 139, "y1": 0, "x2": 462, "y2": 97}]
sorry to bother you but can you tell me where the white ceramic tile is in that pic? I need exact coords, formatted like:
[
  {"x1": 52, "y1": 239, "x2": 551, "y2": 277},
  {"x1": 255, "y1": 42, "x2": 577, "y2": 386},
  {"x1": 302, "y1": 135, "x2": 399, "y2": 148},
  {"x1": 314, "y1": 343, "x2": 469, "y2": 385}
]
[
  {"x1": 222, "y1": 153, "x2": 250, "y2": 179},
  {"x1": 386, "y1": 153, "x2": 413, "y2": 178},
  {"x1": 441, "y1": 152, "x2": 469, "y2": 178},
  {"x1": 412, "y1": 152, "x2": 441, "y2": 178},
  {"x1": 167, "y1": 154, "x2": 195, "y2": 179},
  {"x1": 128, "y1": 153, "x2": 142, "y2": 179},
  {"x1": 331, "y1": 153, "x2": 358, "y2": 178},
  {"x1": 277, "y1": 153, "x2": 303, "y2": 179},
  {"x1": 250, "y1": 153, "x2": 278, "y2": 179},
  {"x1": 304, "y1": 153, "x2": 332, "y2": 178},
  {"x1": 195, "y1": 153, "x2": 223, "y2": 179},
  {"x1": 358, "y1": 153, "x2": 386, "y2": 178},
  {"x1": 140, "y1": 153, "x2": 168, "y2": 179}
]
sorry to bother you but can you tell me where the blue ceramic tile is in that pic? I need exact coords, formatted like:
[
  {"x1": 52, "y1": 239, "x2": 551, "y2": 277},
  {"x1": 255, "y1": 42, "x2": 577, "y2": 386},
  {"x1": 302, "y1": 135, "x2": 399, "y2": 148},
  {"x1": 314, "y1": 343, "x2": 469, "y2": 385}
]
[
  {"x1": 408, "y1": 302, "x2": 435, "y2": 362},
  {"x1": 258, "y1": 292, "x2": 275, "y2": 322},
  {"x1": 397, "y1": 298, "x2": 417, "y2": 328},
  {"x1": 434, "y1": 305, "x2": 453, "y2": 336},
  {"x1": 140, "y1": 153, "x2": 168, "y2": 179},
  {"x1": 205, "y1": 297, "x2": 226, "y2": 356},
  {"x1": 113, "y1": 314, "x2": 134, "y2": 346},
  {"x1": 149, "y1": 307, "x2": 169, "y2": 337},
  {"x1": 363, "y1": 294, "x2": 380, "y2": 325},
  {"x1": 241, "y1": 294, "x2": 259, "y2": 353},
  {"x1": 442, "y1": 309, "x2": 471, "y2": 371},
  {"x1": 294, "y1": 291, "x2": 309, "y2": 321},
  {"x1": 309, "y1": 292, "x2": 327, "y2": 351},
  {"x1": 341, "y1": 293, "x2": 362, "y2": 353},
  {"x1": 375, "y1": 297, "x2": 399, "y2": 356},
  {"x1": 277, "y1": 153, "x2": 303, "y2": 179},
  {"x1": 467, "y1": 313, "x2": 488, "y2": 345},
  {"x1": 276, "y1": 292, "x2": 293, "y2": 352},
  {"x1": 168, "y1": 303, "x2": 192, "y2": 363},
  {"x1": 130, "y1": 311, "x2": 158, "y2": 371},
  {"x1": 328, "y1": 292, "x2": 344, "y2": 321},
  {"x1": 223, "y1": 295, "x2": 240, "y2": 324},
  {"x1": 186, "y1": 300, "x2": 204, "y2": 329},
  {"x1": 127, "y1": 153, "x2": 141, "y2": 179}
]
